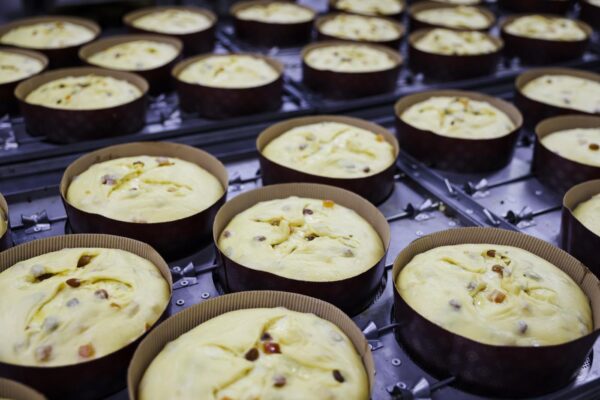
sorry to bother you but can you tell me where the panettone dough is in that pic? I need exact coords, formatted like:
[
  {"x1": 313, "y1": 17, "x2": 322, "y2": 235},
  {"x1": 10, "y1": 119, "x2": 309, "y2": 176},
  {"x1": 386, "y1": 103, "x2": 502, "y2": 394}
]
[
  {"x1": 414, "y1": 28, "x2": 498, "y2": 55},
  {"x1": 0, "y1": 50, "x2": 44, "y2": 84},
  {"x1": 504, "y1": 15, "x2": 587, "y2": 41},
  {"x1": 521, "y1": 75, "x2": 600, "y2": 114},
  {"x1": 0, "y1": 21, "x2": 94, "y2": 49},
  {"x1": 540, "y1": 128, "x2": 600, "y2": 168},
  {"x1": 304, "y1": 44, "x2": 397, "y2": 72},
  {"x1": 132, "y1": 9, "x2": 213, "y2": 34},
  {"x1": 87, "y1": 40, "x2": 178, "y2": 71}
]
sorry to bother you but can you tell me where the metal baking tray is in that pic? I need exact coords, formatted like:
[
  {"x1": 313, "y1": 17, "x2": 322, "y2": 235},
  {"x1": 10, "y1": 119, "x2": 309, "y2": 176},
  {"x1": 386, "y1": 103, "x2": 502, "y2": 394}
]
[
  {"x1": 1, "y1": 1, "x2": 599, "y2": 168},
  {"x1": 2, "y1": 89, "x2": 600, "y2": 398}
]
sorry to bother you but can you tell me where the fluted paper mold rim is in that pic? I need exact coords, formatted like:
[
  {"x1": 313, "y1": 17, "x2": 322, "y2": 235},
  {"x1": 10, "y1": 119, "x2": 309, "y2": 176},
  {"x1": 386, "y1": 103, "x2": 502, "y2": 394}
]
[
  {"x1": 59, "y1": 141, "x2": 228, "y2": 259},
  {"x1": 0, "y1": 191, "x2": 12, "y2": 251},
  {"x1": 0, "y1": 234, "x2": 172, "y2": 400},
  {"x1": 392, "y1": 226, "x2": 600, "y2": 397},
  {"x1": 212, "y1": 182, "x2": 391, "y2": 315},
  {"x1": 127, "y1": 290, "x2": 375, "y2": 399},
  {"x1": 256, "y1": 115, "x2": 400, "y2": 204},
  {"x1": 0, "y1": 378, "x2": 46, "y2": 400}
]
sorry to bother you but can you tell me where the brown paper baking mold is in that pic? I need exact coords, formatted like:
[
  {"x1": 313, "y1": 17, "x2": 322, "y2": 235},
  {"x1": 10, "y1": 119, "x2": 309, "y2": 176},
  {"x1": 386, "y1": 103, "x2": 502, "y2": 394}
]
[
  {"x1": 128, "y1": 290, "x2": 375, "y2": 399},
  {"x1": 408, "y1": 28, "x2": 502, "y2": 80},
  {"x1": 0, "y1": 47, "x2": 47, "y2": 116},
  {"x1": 562, "y1": 179, "x2": 600, "y2": 278},
  {"x1": 498, "y1": 0, "x2": 573, "y2": 14},
  {"x1": 172, "y1": 53, "x2": 284, "y2": 119},
  {"x1": 15, "y1": 66, "x2": 148, "y2": 143},
  {"x1": 60, "y1": 141, "x2": 228, "y2": 260},
  {"x1": 515, "y1": 67, "x2": 600, "y2": 129},
  {"x1": 212, "y1": 182, "x2": 391, "y2": 316},
  {"x1": 0, "y1": 378, "x2": 46, "y2": 400},
  {"x1": 394, "y1": 90, "x2": 522, "y2": 172},
  {"x1": 257, "y1": 115, "x2": 400, "y2": 204},
  {"x1": 301, "y1": 40, "x2": 402, "y2": 99},
  {"x1": 231, "y1": 0, "x2": 315, "y2": 47},
  {"x1": 0, "y1": 234, "x2": 172, "y2": 400},
  {"x1": 500, "y1": 14, "x2": 591, "y2": 65},
  {"x1": 392, "y1": 227, "x2": 600, "y2": 397}
]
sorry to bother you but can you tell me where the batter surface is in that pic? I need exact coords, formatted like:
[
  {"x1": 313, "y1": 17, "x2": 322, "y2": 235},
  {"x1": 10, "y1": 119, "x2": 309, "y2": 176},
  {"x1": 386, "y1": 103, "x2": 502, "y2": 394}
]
[
  {"x1": 25, "y1": 75, "x2": 142, "y2": 110},
  {"x1": 178, "y1": 54, "x2": 279, "y2": 88},
  {"x1": 414, "y1": 6, "x2": 491, "y2": 30},
  {"x1": 414, "y1": 28, "x2": 498, "y2": 55},
  {"x1": 319, "y1": 14, "x2": 402, "y2": 42},
  {"x1": 504, "y1": 15, "x2": 587, "y2": 41},
  {"x1": 236, "y1": 2, "x2": 315, "y2": 23},
  {"x1": 541, "y1": 128, "x2": 600, "y2": 168},
  {"x1": 574, "y1": 193, "x2": 600, "y2": 237},
  {"x1": 401, "y1": 96, "x2": 515, "y2": 139},
  {"x1": 132, "y1": 9, "x2": 213, "y2": 34},
  {"x1": 397, "y1": 244, "x2": 592, "y2": 346},
  {"x1": 304, "y1": 44, "x2": 397, "y2": 73},
  {"x1": 262, "y1": 121, "x2": 396, "y2": 178},
  {"x1": 521, "y1": 75, "x2": 600, "y2": 114},
  {"x1": 0, "y1": 248, "x2": 169, "y2": 366},
  {"x1": 139, "y1": 308, "x2": 369, "y2": 400},
  {"x1": 334, "y1": 0, "x2": 404, "y2": 16},
  {"x1": 218, "y1": 196, "x2": 384, "y2": 281},
  {"x1": 1, "y1": 21, "x2": 95, "y2": 49},
  {"x1": 67, "y1": 155, "x2": 224, "y2": 224},
  {"x1": 0, "y1": 50, "x2": 44, "y2": 84},
  {"x1": 87, "y1": 40, "x2": 178, "y2": 71}
]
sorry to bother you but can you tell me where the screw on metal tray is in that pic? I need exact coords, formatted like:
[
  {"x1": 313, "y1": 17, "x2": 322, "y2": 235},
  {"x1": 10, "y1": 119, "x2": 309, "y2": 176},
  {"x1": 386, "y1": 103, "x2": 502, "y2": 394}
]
[
  {"x1": 362, "y1": 321, "x2": 402, "y2": 351},
  {"x1": 387, "y1": 376, "x2": 456, "y2": 399},
  {"x1": 463, "y1": 175, "x2": 532, "y2": 196},
  {"x1": 228, "y1": 168, "x2": 262, "y2": 192},
  {"x1": 21, "y1": 210, "x2": 52, "y2": 234},
  {"x1": 505, "y1": 204, "x2": 562, "y2": 226}
]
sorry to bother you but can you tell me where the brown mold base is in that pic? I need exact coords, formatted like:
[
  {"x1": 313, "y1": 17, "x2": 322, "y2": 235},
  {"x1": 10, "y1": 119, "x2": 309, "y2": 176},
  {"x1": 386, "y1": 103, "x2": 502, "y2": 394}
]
[
  {"x1": 562, "y1": 179, "x2": 600, "y2": 278},
  {"x1": 60, "y1": 141, "x2": 229, "y2": 261},
  {"x1": 257, "y1": 115, "x2": 400, "y2": 205},
  {"x1": 392, "y1": 227, "x2": 600, "y2": 398},
  {"x1": 532, "y1": 115, "x2": 600, "y2": 194},
  {"x1": 212, "y1": 183, "x2": 391, "y2": 316},
  {"x1": 0, "y1": 234, "x2": 172, "y2": 400},
  {"x1": 233, "y1": 19, "x2": 313, "y2": 47},
  {"x1": 581, "y1": 1, "x2": 600, "y2": 29},
  {"x1": 498, "y1": 0, "x2": 572, "y2": 14},
  {"x1": 393, "y1": 90, "x2": 523, "y2": 172}
]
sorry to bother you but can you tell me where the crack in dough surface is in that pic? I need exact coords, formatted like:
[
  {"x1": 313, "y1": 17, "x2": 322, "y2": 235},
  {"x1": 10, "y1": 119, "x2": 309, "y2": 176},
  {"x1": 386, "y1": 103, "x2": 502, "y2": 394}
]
[{"x1": 0, "y1": 248, "x2": 169, "y2": 366}]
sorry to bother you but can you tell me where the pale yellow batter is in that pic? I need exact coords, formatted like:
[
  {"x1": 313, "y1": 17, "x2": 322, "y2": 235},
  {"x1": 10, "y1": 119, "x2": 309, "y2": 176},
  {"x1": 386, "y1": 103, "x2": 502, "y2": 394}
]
[
  {"x1": 25, "y1": 75, "x2": 142, "y2": 110},
  {"x1": 574, "y1": 193, "x2": 600, "y2": 236},
  {"x1": 87, "y1": 40, "x2": 178, "y2": 71},
  {"x1": 414, "y1": 28, "x2": 498, "y2": 55},
  {"x1": 178, "y1": 54, "x2": 279, "y2": 88},
  {"x1": 504, "y1": 15, "x2": 587, "y2": 41},
  {"x1": 589, "y1": 0, "x2": 600, "y2": 6},
  {"x1": 397, "y1": 244, "x2": 592, "y2": 346},
  {"x1": 139, "y1": 308, "x2": 369, "y2": 400},
  {"x1": 262, "y1": 122, "x2": 396, "y2": 178},
  {"x1": 132, "y1": 9, "x2": 213, "y2": 35},
  {"x1": 334, "y1": 0, "x2": 404, "y2": 16},
  {"x1": 218, "y1": 196, "x2": 384, "y2": 282},
  {"x1": 0, "y1": 248, "x2": 170, "y2": 366},
  {"x1": 304, "y1": 44, "x2": 397, "y2": 73},
  {"x1": 67, "y1": 155, "x2": 224, "y2": 224},
  {"x1": 0, "y1": 21, "x2": 95, "y2": 49},
  {"x1": 521, "y1": 75, "x2": 600, "y2": 114},
  {"x1": 414, "y1": 6, "x2": 490, "y2": 30},
  {"x1": 319, "y1": 14, "x2": 402, "y2": 42},
  {"x1": 0, "y1": 50, "x2": 44, "y2": 84},
  {"x1": 401, "y1": 96, "x2": 515, "y2": 139},
  {"x1": 236, "y1": 2, "x2": 315, "y2": 23},
  {"x1": 541, "y1": 128, "x2": 600, "y2": 168}
]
